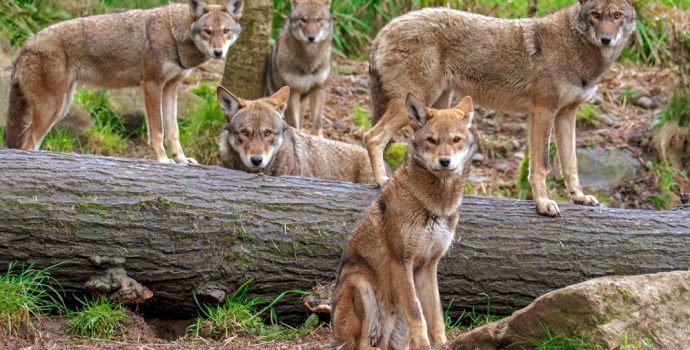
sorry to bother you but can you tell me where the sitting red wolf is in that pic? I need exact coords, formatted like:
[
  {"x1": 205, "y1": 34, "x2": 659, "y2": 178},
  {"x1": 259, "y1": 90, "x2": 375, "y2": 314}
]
[
  {"x1": 331, "y1": 95, "x2": 476, "y2": 349},
  {"x1": 216, "y1": 85, "x2": 375, "y2": 184},
  {"x1": 365, "y1": 0, "x2": 636, "y2": 217},
  {"x1": 5, "y1": 0, "x2": 243, "y2": 164}
]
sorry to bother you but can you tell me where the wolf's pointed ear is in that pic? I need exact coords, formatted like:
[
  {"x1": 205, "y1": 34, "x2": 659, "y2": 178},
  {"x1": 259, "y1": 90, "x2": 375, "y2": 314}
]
[
  {"x1": 189, "y1": 0, "x2": 207, "y2": 18},
  {"x1": 455, "y1": 96, "x2": 474, "y2": 127},
  {"x1": 267, "y1": 86, "x2": 290, "y2": 115},
  {"x1": 225, "y1": 0, "x2": 243, "y2": 19},
  {"x1": 217, "y1": 86, "x2": 245, "y2": 122},
  {"x1": 406, "y1": 93, "x2": 431, "y2": 128}
]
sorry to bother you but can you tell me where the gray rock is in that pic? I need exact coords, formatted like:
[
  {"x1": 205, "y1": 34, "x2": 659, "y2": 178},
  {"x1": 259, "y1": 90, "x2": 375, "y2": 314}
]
[
  {"x1": 55, "y1": 104, "x2": 94, "y2": 137},
  {"x1": 634, "y1": 96, "x2": 655, "y2": 110},
  {"x1": 597, "y1": 114, "x2": 618, "y2": 127},
  {"x1": 454, "y1": 271, "x2": 690, "y2": 350},
  {"x1": 577, "y1": 148, "x2": 640, "y2": 190},
  {"x1": 471, "y1": 153, "x2": 485, "y2": 164},
  {"x1": 107, "y1": 87, "x2": 204, "y2": 133}
]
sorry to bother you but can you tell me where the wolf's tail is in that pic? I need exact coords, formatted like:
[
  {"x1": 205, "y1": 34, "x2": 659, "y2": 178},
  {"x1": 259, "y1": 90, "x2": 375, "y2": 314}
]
[
  {"x1": 5, "y1": 59, "x2": 30, "y2": 149},
  {"x1": 368, "y1": 52, "x2": 389, "y2": 126}
]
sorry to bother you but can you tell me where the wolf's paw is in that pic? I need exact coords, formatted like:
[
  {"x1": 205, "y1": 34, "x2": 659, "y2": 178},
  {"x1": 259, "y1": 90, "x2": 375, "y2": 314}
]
[
  {"x1": 173, "y1": 155, "x2": 198, "y2": 165},
  {"x1": 430, "y1": 331, "x2": 447, "y2": 347},
  {"x1": 376, "y1": 176, "x2": 390, "y2": 189},
  {"x1": 573, "y1": 194, "x2": 600, "y2": 206},
  {"x1": 535, "y1": 198, "x2": 560, "y2": 217},
  {"x1": 157, "y1": 157, "x2": 175, "y2": 164},
  {"x1": 409, "y1": 335, "x2": 431, "y2": 350}
]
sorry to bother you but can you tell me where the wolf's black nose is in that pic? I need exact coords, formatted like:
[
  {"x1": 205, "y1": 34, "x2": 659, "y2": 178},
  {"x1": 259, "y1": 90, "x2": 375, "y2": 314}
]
[
  {"x1": 308, "y1": 36, "x2": 316, "y2": 42},
  {"x1": 601, "y1": 37, "x2": 612, "y2": 46},
  {"x1": 250, "y1": 156, "x2": 264, "y2": 166},
  {"x1": 439, "y1": 157, "x2": 451, "y2": 168},
  {"x1": 213, "y1": 49, "x2": 224, "y2": 57}
]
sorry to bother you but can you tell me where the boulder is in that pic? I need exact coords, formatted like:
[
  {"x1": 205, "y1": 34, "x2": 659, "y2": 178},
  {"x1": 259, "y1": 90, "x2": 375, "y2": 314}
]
[
  {"x1": 454, "y1": 271, "x2": 690, "y2": 350},
  {"x1": 55, "y1": 104, "x2": 94, "y2": 137},
  {"x1": 107, "y1": 88, "x2": 204, "y2": 134},
  {"x1": 577, "y1": 148, "x2": 640, "y2": 191}
]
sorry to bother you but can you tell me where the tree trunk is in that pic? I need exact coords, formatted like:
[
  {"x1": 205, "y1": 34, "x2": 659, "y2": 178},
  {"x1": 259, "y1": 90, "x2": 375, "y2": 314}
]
[
  {"x1": 528, "y1": 0, "x2": 538, "y2": 17},
  {"x1": 0, "y1": 150, "x2": 688, "y2": 323},
  {"x1": 221, "y1": 0, "x2": 272, "y2": 99}
]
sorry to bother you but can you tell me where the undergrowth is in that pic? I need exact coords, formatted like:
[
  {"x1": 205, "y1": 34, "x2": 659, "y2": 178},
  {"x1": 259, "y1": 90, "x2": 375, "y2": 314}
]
[
  {"x1": 75, "y1": 89, "x2": 129, "y2": 156},
  {"x1": 67, "y1": 297, "x2": 131, "y2": 340},
  {"x1": 444, "y1": 293, "x2": 502, "y2": 334},
  {"x1": 0, "y1": 262, "x2": 64, "y2": 338},
  {"x1": 187, "y1": 279, "x2": 314, "y2": 341},
  {"x1": 179, "y1": 83, "x2": 226, "y2": 165}
]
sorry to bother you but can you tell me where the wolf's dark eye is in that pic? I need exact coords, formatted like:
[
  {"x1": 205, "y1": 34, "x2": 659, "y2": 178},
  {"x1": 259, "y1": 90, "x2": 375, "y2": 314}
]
[
  {"x1": 426, "y1": 137, "x2": 438, "y2": 145},
  {"x1": 300, "y1": 18, "x2": 308, "y2": 23},
  {"x1": 223, "y1": 28, "x2": 231, "y2": 34},
  {"x1": 612, "y1": 12, "x2": 622, "y2": 19},
  {"x1": 263, "y1": 130, "x2": 273, "y2": 137},
  {"x1": 591, "y1": 12, "x2": 601, "y2": 20},
  {"x1": 240, "y1": 129, "x2": 250, "y2": 137},
  {"x1": 452, "y1": 136, "x2": 462, "y2": 144},
  {"x1": 203, "y1": 28, "x2": 212, "y2": 35}
]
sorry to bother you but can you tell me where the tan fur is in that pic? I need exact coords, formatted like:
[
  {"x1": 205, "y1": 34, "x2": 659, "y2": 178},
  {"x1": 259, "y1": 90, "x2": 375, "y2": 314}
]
[
  {"x1": 217, "y1": 85, "x2": 374, "y2": 184},
  {"x1": 365, "y1": 0, "x2": 636, "y2": 217},
  {"x1": 266, "y1": 0, "x2": 332, "y2": 137},
  {"x1": 331, "y1": 96, "x2": 476, "y2": 350},
  {"x1": 4, "y1": 0, "x2": 243, "y2": 164}
]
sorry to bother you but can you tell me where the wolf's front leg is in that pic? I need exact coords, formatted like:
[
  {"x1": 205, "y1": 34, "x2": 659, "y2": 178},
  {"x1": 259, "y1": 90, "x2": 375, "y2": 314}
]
[
  {"x1": 143, "y1": 80, "x2": 173, "y2": 163},
  {"x1": 555, "y1": 103, "x2": 599, "y2": 206},
  {"x1": 309, "y1": 85, "x2": 326, "y2": 137},
  {"x1": 529, "y1": 108, "x2": 559, "y2": 217},
  {"x1": 414, "y1": 261, "x2": 446, "y2": 347},
  {"x1": 286, "y1": 89, "x2": 302, "y2": 130},
  {"x1": 391, "y1": 262, "x2": 430, "y2": 349},
  {"x1": 365, "y1": 100, "x2": 409, "y2": 187},
  {"x1": 162, "y1": 78, "x2": 197, "y2": 165}
]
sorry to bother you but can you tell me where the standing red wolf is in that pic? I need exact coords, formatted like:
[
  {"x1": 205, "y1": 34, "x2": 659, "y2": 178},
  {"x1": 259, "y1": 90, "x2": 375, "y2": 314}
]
[
  {"x1": 266, "y1": 0, "x2": 332, "y2": 137},
  {"x1": 366, "y1": 0, "x2": 636, "y2": 217},
  {"x1": 331, "y1": 95, "x2": 476, "y2": 349},
  {"x1": 5, "y1": 0, "x2": 243, "y2": 164}
]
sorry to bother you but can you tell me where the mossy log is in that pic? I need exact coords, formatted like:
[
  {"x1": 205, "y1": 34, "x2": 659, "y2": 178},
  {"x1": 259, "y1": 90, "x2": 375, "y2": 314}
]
[{"x1": 0, "y1": 149, "x2": 689, "y2": 323}]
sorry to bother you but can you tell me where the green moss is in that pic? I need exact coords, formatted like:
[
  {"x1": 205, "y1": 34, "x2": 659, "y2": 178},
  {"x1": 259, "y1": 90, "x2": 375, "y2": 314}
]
[
  {"x1": 225, "y1": 250, "x2": 250, "y2": 267},
  {"x1": 384, "y1": 143, "x2": 408, "y2": 171},
  {"x1": 576, "y1": 104, "x2": 601, "y2": 129},
  {"x1": 351, "y1": 103, "x2": 372, "y2": 132},
  {"x1": 76, "y1": 202, "x2": 108, "y2": 214}
]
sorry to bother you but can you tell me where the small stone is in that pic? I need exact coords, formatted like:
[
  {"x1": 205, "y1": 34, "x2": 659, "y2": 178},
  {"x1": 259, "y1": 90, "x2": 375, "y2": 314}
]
[
  {"x1": 471, "y1": 153, "x2": 485, "y2": 163},
  {"x1": 597, "y1": 114, "x2": 618, "y2": 127},
  {"x1": 633, "y1": 96, "x2": 655, "y2": 110},
  {"x1": 332, "y1": 120, "x2": 346, "y2": 130}
]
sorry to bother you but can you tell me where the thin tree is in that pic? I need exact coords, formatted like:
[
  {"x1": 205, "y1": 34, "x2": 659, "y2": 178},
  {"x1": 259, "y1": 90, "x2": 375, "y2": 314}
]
[
  {"x1": 221, "y1": 0, "x2": 272, "y2": 99},
  {"x1": 528, "y1": 0, "x2": 538, "y2": 17}
]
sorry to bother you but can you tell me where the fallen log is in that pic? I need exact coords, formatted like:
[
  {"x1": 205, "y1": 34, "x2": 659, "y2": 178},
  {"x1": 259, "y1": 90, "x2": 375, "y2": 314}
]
[{"x1": 0, "y1": 149, "x2": 688, "y2": 323}]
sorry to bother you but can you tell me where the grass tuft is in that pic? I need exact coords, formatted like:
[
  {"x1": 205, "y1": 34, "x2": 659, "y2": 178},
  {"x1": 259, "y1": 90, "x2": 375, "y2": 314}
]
[
  {"x1": 67, "y1": 297, "x2": 131, "y2": 340},
  {"x1": 179, "y1": 84, "x2": 226, "y2": 165},
  {"x1": 444, "y1": 293, "x2": 502, "y2": 335},
  {"x1": 0, "y1": 262, "x2": 64, "y2": 338},
  {"x1": 187, "y1": 279, "x2": 311, "y2": 340},
  {"x1": 75, "y1": 89, "x2": 129, "y2": 156},
  {"x1": 648, "y1": 161, "x2": 687, "y2": 209},
  {"x1": 41, "y1": 128, "x2": 80, "y2": 153},
  {"x1": 351, "y1": 103, "x2": 372, "y2": 132},
  {"x1": 0, "y1": 0, "x2": 70, "y2": 48},
  {"x1": 517, "y1": 155, "x2": 531, "y2": 200},
  {"x1": 0, "y1": 126, "x2": 4, "y2": 147},
  {"x1": 576, "y1": 104, "x2": 601, "y2": 129}
]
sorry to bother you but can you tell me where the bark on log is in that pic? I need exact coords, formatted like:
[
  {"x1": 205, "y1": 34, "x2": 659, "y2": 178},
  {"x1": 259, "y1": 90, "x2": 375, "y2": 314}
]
[{"x1": 0, "y1": 149, "x2": 689, "y2": 323}]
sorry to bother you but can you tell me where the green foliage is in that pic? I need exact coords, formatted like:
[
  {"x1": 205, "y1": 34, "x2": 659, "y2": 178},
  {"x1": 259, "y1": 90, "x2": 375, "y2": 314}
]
[
  {"x1": 648, "y1": 161, "x2": 687, "y2": 209},
  {"x1": 520, "y1": 325, "x2": 590, "y2": 350},
  {"x1": 40, "y1": 128, "x2": 80, "y2": 153},
  {"x1": 655, "y1": 87, "x2": 690, "y2": 128},
  {"x1": 351, "y1": 103, "x2": 372, "y2": 132},
  {"x1": 384, "y1": 142, "x2": 408, "y2": 171},
  {"x1": 0, "y1": 126, "x2": 4, "y2": 147},
  {"x1": 0, "y1": 0, "x2": 70, "y2": 48},
  {"x1": 67, "y1": 297, "x2": 131, "y2": 340},
  {"x1": 0, "y1": 262, "x2": 65, "y2": 337},
  {"x1": 74, "y1": 89, "x2": 128, "y2": 156},
  {"x1": 445, "y1": 294, "x2": 502, "y2": 334},
  {"x1": 619, "y1": 88, "x2": 635, "y2": 105},
  {"x1": 517, "y1": 155, "x2": 531, "y2": 200},
  {"x1": 576, "y1": 104, "x2": 601, "y2": 129},
  {"x1": 187, "y1": 279, "x2": 310, "y2": 340},
  {"x1": 179, "y1": 84, "x2": 226, "y2": 165}
]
